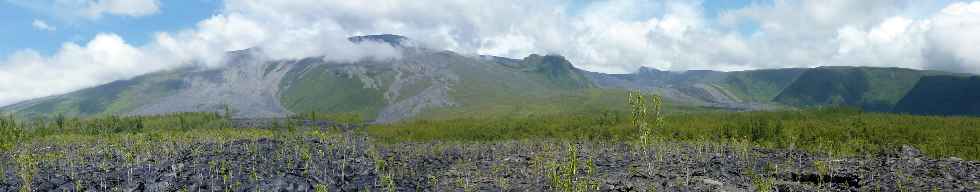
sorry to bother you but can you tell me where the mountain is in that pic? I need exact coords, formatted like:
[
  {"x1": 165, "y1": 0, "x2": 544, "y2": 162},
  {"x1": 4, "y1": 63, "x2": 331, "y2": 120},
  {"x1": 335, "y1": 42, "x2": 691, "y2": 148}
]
[
  {"x1": 509, "y1": 54, "x2": 594, "y2": 89},
  {"x1": 586, "y1": 67, "x2": 806, "y2": 110},
  {"x1": 1, "y1": 48, "x2": 292, "y2": 118},
  {"x1": 1, "y1": 35, "x2": 601, "y2": 122},
  {"x1": 772, "y1": 66, "x2": 956, "y2": 111},
  {"x1": 3, "y1": 34, "x2": 975, "y2": 121},
  {"x1": 588, "y1": 66, "x2": 974, "y2": 112},
  {"x1": 893, "y1": 75, "x2": 980, "y2": 116}
]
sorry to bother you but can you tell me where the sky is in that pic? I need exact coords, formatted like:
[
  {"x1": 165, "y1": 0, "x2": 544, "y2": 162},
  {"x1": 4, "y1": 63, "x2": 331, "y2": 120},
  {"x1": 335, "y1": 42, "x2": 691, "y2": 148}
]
[{"x1": 1, "y1": 0, "x2": 979, "y2": 106}]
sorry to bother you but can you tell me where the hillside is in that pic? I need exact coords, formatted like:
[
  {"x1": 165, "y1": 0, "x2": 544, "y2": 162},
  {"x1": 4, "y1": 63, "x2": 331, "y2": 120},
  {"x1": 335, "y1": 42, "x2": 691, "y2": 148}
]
[
  {"x1": 894, "y1": 75, "x2": 980, "y2": 116},
  {"x1": 719, "y1": 68, "x2": 809, "y2": 102},
  {"x1": 586, "y1": 67, "x2": 806, "y2": 110},
  {"x1": 1, "y1": 48, "x2": 293, "y2": 118},
  {"x1": 773, "y1": 66, "x2": 955, "y2": 111},
  {"x1": 0, "y1": 35, "x2": 607, "y2": 122}
]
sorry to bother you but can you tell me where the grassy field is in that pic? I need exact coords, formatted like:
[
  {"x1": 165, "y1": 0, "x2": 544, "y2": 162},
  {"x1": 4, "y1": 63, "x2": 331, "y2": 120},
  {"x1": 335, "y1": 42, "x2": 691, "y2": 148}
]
[
  {"x1": 4, "y1": 105, "x2": 980, "y2": 161},
  {"x1": 370, "y1": 107, "x2": 980, "y2": 160},
  {"x1": 2, "y1": 100, "x2": 979, "y2": 163}
]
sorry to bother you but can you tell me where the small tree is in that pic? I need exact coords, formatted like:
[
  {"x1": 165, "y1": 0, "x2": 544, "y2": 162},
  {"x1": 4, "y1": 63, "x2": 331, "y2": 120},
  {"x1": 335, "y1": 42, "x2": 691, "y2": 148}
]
[
  {"x1": 223, "y1": 104, "x2": 233, "y2": 119},
  {"x1": 55, "y1": 113, "x2": 66, "y2": 130},
  {"x1": 629, "y1": 91, "x2": 664, "y2": 146}
]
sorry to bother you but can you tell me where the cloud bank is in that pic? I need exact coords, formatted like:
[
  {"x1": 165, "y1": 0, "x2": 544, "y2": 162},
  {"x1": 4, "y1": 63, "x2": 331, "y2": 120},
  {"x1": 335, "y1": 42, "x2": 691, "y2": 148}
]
[
  {"x1": 213, "y1": 0, "x2": 980, "y2": 74},
  {"x1": 2, "y1": 0, "x2": 980, "y2": 106}
]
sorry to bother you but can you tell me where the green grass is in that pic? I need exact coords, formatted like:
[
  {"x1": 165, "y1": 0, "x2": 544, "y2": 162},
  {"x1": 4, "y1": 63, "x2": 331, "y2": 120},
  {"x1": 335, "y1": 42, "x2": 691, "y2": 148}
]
[
  {"x1": 279, "y1": 65, "x2": 389, "y2": 119},
  {"x1": 4, "y1": 69, "x2": 189, "y2": 118},
  {"x1": 4, "y1": 100, "x2": 979, "y2": 163},
  {"x1": 416, "y1": 88, "x2": 709, "y2": 122},
  {"x1": 0, "y1": 110, "x2": 377, "y2": 155},
  {"x1": 369, "y1": 111, "x2": 634, "y2": 142},
  {"x1": 4, "y1": 104, "x2": 979, "y2": 161},
  {"x1": 370, "y1": 107, "x2": 980, "y2": 160}
]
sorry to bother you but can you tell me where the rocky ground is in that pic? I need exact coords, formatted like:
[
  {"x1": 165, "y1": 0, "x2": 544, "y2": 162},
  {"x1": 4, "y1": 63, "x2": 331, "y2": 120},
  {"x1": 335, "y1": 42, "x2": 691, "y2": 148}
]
[{"x1": 0, "y1": 132, "x2": 977, "y2": 192}]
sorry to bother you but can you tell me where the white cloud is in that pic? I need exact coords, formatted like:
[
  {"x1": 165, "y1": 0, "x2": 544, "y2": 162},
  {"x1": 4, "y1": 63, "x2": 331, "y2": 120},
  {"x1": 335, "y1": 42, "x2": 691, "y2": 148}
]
[
  {"x1": 80, "y1": 0, "x2": 161, "y2": 19},
  {"x1": 0, "y1": 0, "x2": 406, "y2": 106},
  {"x1": 710, "y1": 0, "x2": 980, "y2": 73},
  {"x1": 923, "y1": 1, "x2": 980, "y2": 73},
  {"x1": 0, "y1": 13, "x2": 274, "y2": 106},
  {"x1": 31, "y1": 19, "x2": 56, "y2": 31},
  {"x1": 0, "y1": 34, "x2": 150, "y2": 105},
  {"x1": 8, "y1": 0, "x2": 161, "y2": 20},
  {"x1": 208, "y1": 0, "x2": 980, "y2": 74}
]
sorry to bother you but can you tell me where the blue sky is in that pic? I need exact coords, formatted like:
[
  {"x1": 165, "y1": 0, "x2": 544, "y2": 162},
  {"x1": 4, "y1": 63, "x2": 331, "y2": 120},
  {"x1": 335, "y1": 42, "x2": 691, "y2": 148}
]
[{"x1": 0, "y1": 0, "x2": 221, "y2": 56}]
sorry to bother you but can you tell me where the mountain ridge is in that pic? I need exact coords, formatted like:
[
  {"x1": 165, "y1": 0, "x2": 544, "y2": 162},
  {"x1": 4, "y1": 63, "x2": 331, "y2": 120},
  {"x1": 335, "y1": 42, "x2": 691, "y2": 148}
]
[{"x1": 4, "y1": 35, "x2": 977, "y2": 120}]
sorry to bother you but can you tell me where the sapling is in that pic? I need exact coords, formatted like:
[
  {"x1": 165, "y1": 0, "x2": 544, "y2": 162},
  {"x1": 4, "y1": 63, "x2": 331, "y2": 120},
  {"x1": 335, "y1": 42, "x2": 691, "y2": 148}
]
[
  {"x1": 208, "y1": 159, "x2": 218, "y2": 189},
  {"x1": 15, "y1": 153, "x2": 37, "y2": 192},
  {"x1": 250, "y1": 166, "x2": 259, "y2": 182},
  {"x1": 300, "y1": 143, "x2": 312, "y2": 176},
  {"x1": 628, "y1": 91, "x2": 665, "y2": 147},
  {"x1": 67, "y1": 150, "x2": 82, "y2": 191},
  {"x1": 0, "y1": 161, "x2": 5, "y2": 184},
  {"x1": 814, "y1": 160, "x2": 829, "y2": 187},
  {"x1": 221, "y1": 160, "x2": 231, "y2": 186},
  {"x1": 896, "y1": 169, "x2": 908, "y2": 192},
  {"x1": 382, "y1": 172, "x2": 396, "y2": 192},
  {"x1": 496, "y1": 175, "x2": 510, "y2": 191},
  {"x1": 314, "y1": 184, "x2": 329, "y2": 192}
]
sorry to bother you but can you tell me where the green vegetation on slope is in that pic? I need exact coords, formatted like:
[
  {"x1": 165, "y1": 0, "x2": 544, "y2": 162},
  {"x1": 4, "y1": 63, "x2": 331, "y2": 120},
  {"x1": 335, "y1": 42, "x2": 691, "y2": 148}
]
[
  {"x1": 773, "y1": 67, "x2": 951, "y2": 111},
  {"x1": 415, "y1": 88, "x2": 707, "y2": 121},
  {"x1": 279, "y1": 64, "x2": 389, "y2": 119},
  {"x1": 7, "y1": 70, "x2": 188, "y2": 118},
  {"x1": 277, "y1": 52, "x2": 598, "y2": 122},
  {"x1": 894, "y1": 75, "x2": 980, "y2": 116},
  {"x1": 412, "y1": 53, "x2": 619, "y2": 120},
  {"x1": 518, "y1": 54, "x2": 594, "y2": 89},
  {"x1": 15, "y1": 79, "x2": 137, "y2": 117},
  {"x1": 719, "y1": 68, "x2": 807, "y2": 102}
]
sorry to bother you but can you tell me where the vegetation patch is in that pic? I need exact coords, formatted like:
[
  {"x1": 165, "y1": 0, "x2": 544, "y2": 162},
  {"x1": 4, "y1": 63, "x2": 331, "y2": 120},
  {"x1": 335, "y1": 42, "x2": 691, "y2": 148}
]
[{"x1": 371, "y1": 107, "x2": 980, "y2": 160}]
